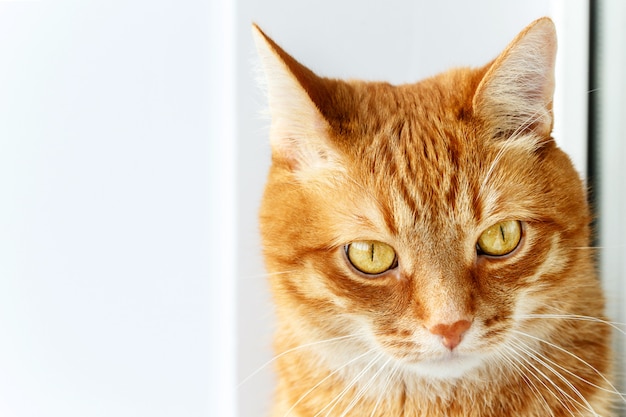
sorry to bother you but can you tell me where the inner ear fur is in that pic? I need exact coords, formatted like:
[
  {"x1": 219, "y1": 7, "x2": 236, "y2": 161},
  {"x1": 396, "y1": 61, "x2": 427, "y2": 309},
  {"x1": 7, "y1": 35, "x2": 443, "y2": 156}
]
[{"x1": 473, "y1": 17, "x2": 557, "y2": 139}]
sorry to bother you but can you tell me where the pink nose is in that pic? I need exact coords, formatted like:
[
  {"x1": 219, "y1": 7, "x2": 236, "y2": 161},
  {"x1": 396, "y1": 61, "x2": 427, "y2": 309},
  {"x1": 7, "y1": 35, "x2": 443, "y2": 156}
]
[{"x1": 429, "y1": 320, "x2": 472, "y2": 350}]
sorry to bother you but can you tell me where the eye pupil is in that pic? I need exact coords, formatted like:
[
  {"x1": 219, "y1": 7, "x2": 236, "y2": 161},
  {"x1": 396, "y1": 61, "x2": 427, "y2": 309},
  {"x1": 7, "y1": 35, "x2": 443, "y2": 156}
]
[
  {"x1": 346, "y1": 240, "x2": 396, "y2": 275},
  {"x1": 477, "y1": 220, "x2": 522, "y2": 256}
]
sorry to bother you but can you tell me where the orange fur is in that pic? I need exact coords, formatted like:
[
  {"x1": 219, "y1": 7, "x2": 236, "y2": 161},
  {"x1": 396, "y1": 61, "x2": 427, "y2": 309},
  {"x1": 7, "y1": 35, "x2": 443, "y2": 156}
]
[{"x1": 254, "y1": 18, "x2": 616, "y2": 416}]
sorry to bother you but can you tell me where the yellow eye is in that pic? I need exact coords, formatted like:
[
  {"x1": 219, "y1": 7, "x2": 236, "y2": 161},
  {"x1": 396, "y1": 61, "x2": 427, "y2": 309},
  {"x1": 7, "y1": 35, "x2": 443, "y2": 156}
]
[
  {"x1": 346, "y1": 241, "x2": 397, "y2": 275},
  {"x1": 477, "y1": 220, "x2": 522, "y2": 256}
]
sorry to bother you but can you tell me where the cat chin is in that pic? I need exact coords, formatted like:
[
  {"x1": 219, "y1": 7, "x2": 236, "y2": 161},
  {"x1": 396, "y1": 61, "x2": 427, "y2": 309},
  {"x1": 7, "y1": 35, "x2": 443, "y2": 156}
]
[{"x1": 404, "y1": 352, "x2": 486, "y2": 380}]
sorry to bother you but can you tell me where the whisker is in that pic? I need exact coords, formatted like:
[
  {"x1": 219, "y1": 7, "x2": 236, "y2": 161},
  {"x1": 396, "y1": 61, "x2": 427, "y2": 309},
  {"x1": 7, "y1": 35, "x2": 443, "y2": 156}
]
[
  {"x1": 238, "y1": 269, "x2": 298, "y2": 281},
  {"x1": 282, "y1": 347, "x2": 378, "y2": 417},
  {"x1": 315, "y1": 352, "x2": 384, "y2": 417},
  {"x1": 512, "y1": 329, "x2": 626, "y2": 404},
  {"x1": 516, "y1": 313, "x2": 626, "y2": 336},
  {"x1": 239, "y1": 333, "x2": 364, "y2": 388},
  {"x1": 369, "y1": 361, "x2": 400, "y2": 417},
  {"x1": 509, "y1": 337, "x2": 600, "y2": 416},
  {"x1": 497, "y1": 345, "x2": 557, "y2": 416},
  {"x1": 507, "y1": 339, "x2": 586, "y2": 416},
  {"x1": 339, "y1": 355, "x2": 393, "y2": 417},
  {"x1": 516, "y1": 332, "x2": 623, "y2": 398},
  {"x1": 506, "y1": 343, "x2": 571, "y2": 413}
]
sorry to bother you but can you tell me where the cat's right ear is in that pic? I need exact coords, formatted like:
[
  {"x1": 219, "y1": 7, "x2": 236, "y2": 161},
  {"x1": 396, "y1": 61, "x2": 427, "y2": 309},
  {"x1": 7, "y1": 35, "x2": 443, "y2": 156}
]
[{"x1": 253, "y1": 24, "x2": 339, "y2": 173}]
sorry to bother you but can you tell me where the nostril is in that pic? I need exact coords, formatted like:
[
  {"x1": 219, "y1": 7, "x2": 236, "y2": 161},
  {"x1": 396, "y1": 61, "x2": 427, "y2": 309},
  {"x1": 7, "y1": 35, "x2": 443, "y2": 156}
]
[{"x1": 428, "y1": 319, "x2": 472, "y2": 350}]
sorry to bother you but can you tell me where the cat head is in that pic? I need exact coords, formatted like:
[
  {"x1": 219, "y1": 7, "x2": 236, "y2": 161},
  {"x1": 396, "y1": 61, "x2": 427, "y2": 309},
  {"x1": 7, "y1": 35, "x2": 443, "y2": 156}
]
[{"x1": 255, "y1": 18, "x2": 596, "y2": 381}]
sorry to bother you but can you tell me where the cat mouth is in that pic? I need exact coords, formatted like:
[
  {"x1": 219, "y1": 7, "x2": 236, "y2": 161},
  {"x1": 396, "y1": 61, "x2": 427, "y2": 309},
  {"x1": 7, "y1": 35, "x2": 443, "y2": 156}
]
[
  {"x1": 409, "y1": 349, "x2": 469, "y2": 364},
  {"x1": 400, "y1": 351, "x2": 485, "y2": 379}
]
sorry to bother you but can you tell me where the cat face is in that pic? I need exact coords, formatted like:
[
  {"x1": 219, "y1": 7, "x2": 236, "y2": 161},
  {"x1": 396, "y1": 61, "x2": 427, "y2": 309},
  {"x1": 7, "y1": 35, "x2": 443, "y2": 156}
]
[{"x1": 256, "y1": 18, "x2": 599, "y2": 385}]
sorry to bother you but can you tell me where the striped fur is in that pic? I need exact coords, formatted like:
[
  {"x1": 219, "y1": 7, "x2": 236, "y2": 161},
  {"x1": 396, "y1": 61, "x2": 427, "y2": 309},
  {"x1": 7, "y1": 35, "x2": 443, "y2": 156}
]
[{"x1": 255, "y1": 18, "x2": 616, "y2": 417}]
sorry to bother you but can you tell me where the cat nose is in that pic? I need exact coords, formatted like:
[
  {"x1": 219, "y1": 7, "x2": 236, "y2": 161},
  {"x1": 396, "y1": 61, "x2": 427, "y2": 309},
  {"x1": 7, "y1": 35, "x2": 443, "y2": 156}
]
[{"x1": 428, "y1": 320, "x2": 472, "y2": 350}]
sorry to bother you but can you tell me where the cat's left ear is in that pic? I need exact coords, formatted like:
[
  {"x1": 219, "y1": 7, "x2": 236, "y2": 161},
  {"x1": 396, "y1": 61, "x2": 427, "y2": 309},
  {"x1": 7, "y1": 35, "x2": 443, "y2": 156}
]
[
  {"x1": 253, "y1": 24, "x2": 339, "y2": 173},
  {"x1": 473, "y1": 17, "x2": 557, "y2": 139}
]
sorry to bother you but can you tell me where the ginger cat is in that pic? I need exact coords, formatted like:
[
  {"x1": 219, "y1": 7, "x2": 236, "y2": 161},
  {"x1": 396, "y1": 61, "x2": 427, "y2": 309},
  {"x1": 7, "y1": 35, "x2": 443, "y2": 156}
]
[{"x1": 254, "y1": 17, "x2": 618, "y2": 416}]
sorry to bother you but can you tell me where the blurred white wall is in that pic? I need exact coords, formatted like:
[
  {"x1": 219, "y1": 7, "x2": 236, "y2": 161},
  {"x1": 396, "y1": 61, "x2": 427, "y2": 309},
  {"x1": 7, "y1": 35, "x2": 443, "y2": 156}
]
[
  {"x1": 0, "y1": 1, "x2": 215, "y2": 416},
  {"x1": 595, "y1": 0, "x2": 626, "y2": 404}
]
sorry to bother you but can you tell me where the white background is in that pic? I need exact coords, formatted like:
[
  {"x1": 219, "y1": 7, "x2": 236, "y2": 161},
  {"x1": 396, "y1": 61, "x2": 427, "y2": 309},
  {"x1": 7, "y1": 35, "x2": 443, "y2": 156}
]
[
  {"x1": 0, "y1": 1, "x2": 213, "y2": 416},
  {"x1": 0, "y1": 1, "x2": 621, "y2": 417},
  {"x1": 596, "y1": 0, "x2": 626, "y2": 409}
]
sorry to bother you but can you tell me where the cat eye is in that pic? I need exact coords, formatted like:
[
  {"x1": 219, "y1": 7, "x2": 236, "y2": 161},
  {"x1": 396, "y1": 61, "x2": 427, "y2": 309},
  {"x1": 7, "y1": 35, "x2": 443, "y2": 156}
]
[
  {"x1": 345, "y1": 241, "x2": 397, "y2": 275},
  {"x1": 477, "y1": 220, "x2": 522, "y2": 256}
]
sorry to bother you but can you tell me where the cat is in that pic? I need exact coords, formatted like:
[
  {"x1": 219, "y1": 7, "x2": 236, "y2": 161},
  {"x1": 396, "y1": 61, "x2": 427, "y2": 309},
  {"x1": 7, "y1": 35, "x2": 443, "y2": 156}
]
[{"x1": 253, "y1": 17, "x2": 619, "y2": 416}]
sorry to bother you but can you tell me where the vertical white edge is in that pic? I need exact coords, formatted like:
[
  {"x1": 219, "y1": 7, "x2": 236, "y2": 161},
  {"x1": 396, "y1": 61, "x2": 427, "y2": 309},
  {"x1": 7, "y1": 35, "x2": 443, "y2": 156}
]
[
  {"x1": 596, "y1": 0, "x2": 626, "y2": 397},
  {"x1": 551, "y1": 0, "x2": 589, "y2": 179},
  {"x1": 209, "y1": 0, "x2": 237, "y2": 416}
]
